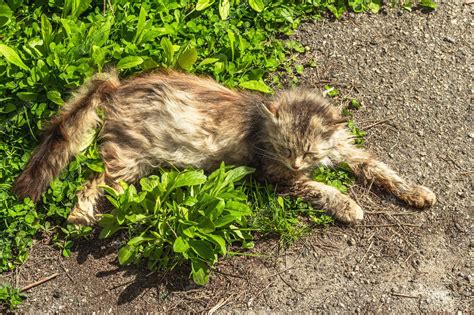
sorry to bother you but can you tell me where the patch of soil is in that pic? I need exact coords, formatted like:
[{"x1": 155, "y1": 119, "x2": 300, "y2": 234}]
[{"x1": 2, "y1": 1, "x2": 472, "y2": 312}]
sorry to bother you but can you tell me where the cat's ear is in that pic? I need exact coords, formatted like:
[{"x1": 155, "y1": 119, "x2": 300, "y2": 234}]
[{"x1": 260, "y1": 101, "x2": 280, "y2": 119}]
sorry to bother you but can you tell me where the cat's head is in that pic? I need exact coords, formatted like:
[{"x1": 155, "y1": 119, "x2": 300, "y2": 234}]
[{"x1": 259, "y1": 90, "x2": 348, "y2": 172}]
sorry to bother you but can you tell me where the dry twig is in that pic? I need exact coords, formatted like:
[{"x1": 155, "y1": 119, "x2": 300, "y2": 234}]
[
  {"x1": 20, "y1": 273, "x2": 59, "y2": 292},
  {"x1": 361, "y1": 116, "x2": 396, "y2": 130}
]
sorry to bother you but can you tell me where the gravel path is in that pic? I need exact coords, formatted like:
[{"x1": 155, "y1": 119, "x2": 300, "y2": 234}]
[{"x1": 5, "y1": 1, "x2": 472, "y2": 313}]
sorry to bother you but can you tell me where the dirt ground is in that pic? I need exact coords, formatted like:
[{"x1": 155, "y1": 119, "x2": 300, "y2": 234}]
[{"x1": 3, "y1": 0, "x2": 473, "y2": 313}]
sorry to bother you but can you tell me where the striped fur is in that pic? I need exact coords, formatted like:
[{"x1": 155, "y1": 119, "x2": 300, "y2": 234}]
[{"x1": 13, "y1": 70, "x2": 436, "y2": 225}]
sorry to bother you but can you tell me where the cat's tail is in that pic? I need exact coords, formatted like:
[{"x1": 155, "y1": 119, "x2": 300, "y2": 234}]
[{"x1": 13, "y1": 72, "x2": 120, "y2": 202}]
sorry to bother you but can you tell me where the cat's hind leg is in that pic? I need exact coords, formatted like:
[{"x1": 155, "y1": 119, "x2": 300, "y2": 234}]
[
  {"x1": 283, "y1": 178, "x2": 364, "y2": 224},
  {"x1": 67, "y1": 172, "x2": 107, "y2": 226},
  {"x1": 337, "y1": 144, "x2": 436, "y2": 208},
  {"x1": 68, "y1": 142, "x2": 153, "y2": 226}
]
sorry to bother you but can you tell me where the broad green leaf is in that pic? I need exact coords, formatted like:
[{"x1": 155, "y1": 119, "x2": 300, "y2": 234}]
[
  {"x1": 189, "y1": 240, "x2": 215, "y2": 261},
  {"x1": 191, "y1": 259, "x2": 209, "y2": 285},
  {"x1": 225, "y1": 200, "x2": 252, "y2": 216},
  {"x1": 219, "y1": 0, "x2": 230, "y2": 20},
  {"x1": 17, "y1": 92, "x2": 37, "y2": 102},
  {"x1": 177, "y1": 45, "x2": 198, "y2": 70},
  {"x1": 128, "y1": 235, "x2": 154, "y2": 246},
  {"x1": 100, "y1": 185, "x2": 120, "y2": 199},
  {"x1": 41, "y1": 14, "x2": 52, "y2": 48},
  {"x1": 202, "y1": 234, "x2": 226, "y2": 255},
  {"x1": 85, "y1": 162, "x2": 104, "y2": 173},
  {"x1": 160, "y1": 37, "x2": 174, "y2": 64},
  {"x1": 248, "y1": 0, "x2": 264, "y2": 12},
  {"x1": 198, "y1": 57, "x2": 219, "y2": 68},
  {"x1": 118, "y1": 245, "x2": 135, "y2": 265},
  {"x1": 227, "y1": 29, "x2": 235, "y2": 60},
  {"x1": 239, "y1": 80, "x2": 272, "y2": 94},
  {"x1": 117, "y1": 56, "x2": 144, "y2": 70},
  {"x1": 0, "y1": 44, "x2": 29, "y2": 70},
  {"x1": 420, "y1": 0, "x2": 437, "y2": 9},
  {"x1": 197, "y1": 217, "x2": 215, "y2": 233},
  {"x1": 0, "y1": 4, "x2": 12, "y2": 27},
  {"x1": 140, "y1": 176, "x2": 159, "y2": 192},
  {"x1": 47, "y1": 90, "x2": 64, "y2": 105},
  {"x1": 367, "y1": 0, "x2": 381, "y2": 13},
  {"x1": 196, "y1": 0, "x2": 215, "y2": 11},
  {"x1": 173, "y1": 236, "x2": 189, "y2": 253},
  {"x1": 214, "y1": 214, "x2": 237, "y2": 228},
  {"x1": 174, "y1": 171, "x2": 207, "y2": 188},
  {"x1": 225, "y1": 166, "x2": 255, "y2": 183},
  {"x1": 133, "y1": 5, "x2": 147, "y2": 44}
]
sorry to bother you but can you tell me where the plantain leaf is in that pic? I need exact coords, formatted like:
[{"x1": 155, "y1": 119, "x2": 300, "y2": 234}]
[
  {"x1": 219, "y1": 0, "x2": 230, "y2": 20},
  {"x1": 239, "y1": 80, "x2": 272, "y2": 93},
  {"x1": 0, "y1": 44, "x2": 29, "y2": 70},
  {"x1": 248, "y1": 0, "x2": 264, "y2": 12},
  {"x1": 177, "y1": 45, "x2": 198, "y2": 70},
  {"x1": 117, "y1": 56, "x2": 144, "y2": 69}
]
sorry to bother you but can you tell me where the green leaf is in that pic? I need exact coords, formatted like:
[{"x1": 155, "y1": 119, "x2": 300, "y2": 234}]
[
  {"x1": 134, "y1": 5, "x2": 147, "y2": 44},
  {"x1": 174, "y1": 171, "x2": 207, "y2": 188},
  {"x1": 0, "y1": 4, "x2": 12, "y2": 27},
  {"x1": 160, "y1": 37, "x2": 174, "y2": 65},
  {"x1": 189, "y1": 240, "x2": 215, "y2": 261},
  {"x1": 214, "y1": 214, "x2": 237, "y2": 228},
  {"x1": 239, "y1": 80, "x2": 272, "y2": 94},
  {"x1": 420, "y1": 0, "x2": 437, "y2": 9},
  {"x1": 367, "y1": 0, "x2": 381, "y2": 13},
  {"x1": 173, "y1": 236, "x2": 189, "y2": 253},
  {"x1": 198, "y1": 57, "x2": 219, "y2": 68},
  {"x1": 47, "y1": 90, "x2": 64, "y2": 105},
  {"x1": 17, "y1": 92, "x2": 37, "y2": 102},
  {"x1": 177, "y1": 45, "x2": 198, "y2": 70},
  {"x1": 191, "y1": 259, "x2": 209, "y2": 285},
  {"x1": 41, "y1": 14, "x2": 52, "y2": 48},
  {"x1": 85, "y1": 162, "x2": 104, "y2": 173},
  {"x1": 202, "y1": 234, "x2": 227, "y2": 255},
  {"x1": 117, "y1": 56, "x2": 144, "y2": 70},
  {"x1": 227, "y1": 29, "x2": 235, "y2": 60},
  {"x1": 219, "y1": 0, "x2": 230, "y2": 20},
  {"x1": 225, "y1": 200, "x2": 252, "y2": 216},
  {"x1": 0, "y1": 44, "x2": 29, "y2": 70},
  {"x1": 196, "y1": 0, "x2": 215, "y2": 11},
  {"x1": 118, "y1": 245, "x2": 135, "y2": 265},
  {"x1": 248, "y1": 0, "x2": 264, "y2": 12},
  {"x1": 128, "y1": 235, "x2": 154, "y2": 246}
]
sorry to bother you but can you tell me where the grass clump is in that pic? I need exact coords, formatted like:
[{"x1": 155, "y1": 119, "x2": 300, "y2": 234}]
[
  {"x1": 0, "y1": 283, "x2": 25, "y2": 310},
  {"x1": 99, "y1": 164, "x2": 255, "y2": 285}
]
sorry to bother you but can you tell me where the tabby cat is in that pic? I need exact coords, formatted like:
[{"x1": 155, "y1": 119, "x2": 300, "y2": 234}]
[{"x1": 13, "y1": 70, "x2": 436, "y2": 225}]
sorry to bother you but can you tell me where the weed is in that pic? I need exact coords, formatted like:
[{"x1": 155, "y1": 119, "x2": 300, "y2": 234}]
[{"x1": 0, "y1": 283, "x2": 25, "y2": 310}]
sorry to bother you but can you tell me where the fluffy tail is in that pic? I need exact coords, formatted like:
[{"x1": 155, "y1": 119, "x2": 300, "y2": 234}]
[{"x1": 13, "y1": 72, "x2": 120, "y2": 202}]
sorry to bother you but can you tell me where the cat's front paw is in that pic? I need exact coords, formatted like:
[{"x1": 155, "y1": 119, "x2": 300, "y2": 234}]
[
  {"x1": 333, "y1": 200, "x2": 364, "y2": 224},
  {"x1": 67, "y1": 205, "x2": 97, "y2": 226},
  {"x1": 402, "y1": 185, "x2": 436, "y2": 208}
]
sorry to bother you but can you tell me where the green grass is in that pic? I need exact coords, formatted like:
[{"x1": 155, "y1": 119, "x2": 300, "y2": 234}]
[
  {"x1": 0, "y1": 0, "x2": 437, "y2": 308},
  {"x1": 0, "y1": 283, "x2": 25, "y2": 310}
]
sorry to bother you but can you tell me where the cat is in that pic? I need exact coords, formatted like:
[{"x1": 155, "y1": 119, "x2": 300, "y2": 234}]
[{"x1": 13, "y1": 70, "x2": 436, "y2": 226}]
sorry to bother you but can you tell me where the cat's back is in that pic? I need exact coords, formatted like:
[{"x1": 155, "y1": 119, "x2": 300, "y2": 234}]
[{"x1": 100, "y1": 70, "x2": 261, "y2": 169}]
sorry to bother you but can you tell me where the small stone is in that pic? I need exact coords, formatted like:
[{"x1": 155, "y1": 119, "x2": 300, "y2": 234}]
[
  {"x1": 348, "y1": 238, "x2": 356, "y2": 246},
  {"x1": 443, "y1": 37, "x2": 455, "y2": 44},
  {"x1": 468, "y1": 132, "x2": 474, "y2": 138}
]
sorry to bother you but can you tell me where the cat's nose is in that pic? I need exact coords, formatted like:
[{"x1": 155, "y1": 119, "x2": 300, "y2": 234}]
[{"x1": 291, "y1": 162, "x2": 301, "y2": 170}]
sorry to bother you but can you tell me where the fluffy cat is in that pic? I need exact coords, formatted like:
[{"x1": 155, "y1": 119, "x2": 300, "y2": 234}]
[{"x1": 13, "y1": 70, "x2": 436, "y2": 225}]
